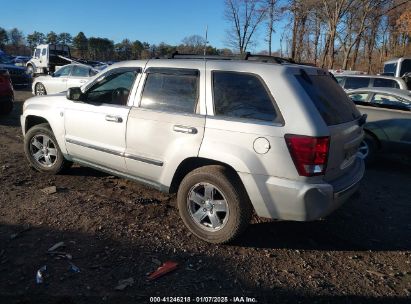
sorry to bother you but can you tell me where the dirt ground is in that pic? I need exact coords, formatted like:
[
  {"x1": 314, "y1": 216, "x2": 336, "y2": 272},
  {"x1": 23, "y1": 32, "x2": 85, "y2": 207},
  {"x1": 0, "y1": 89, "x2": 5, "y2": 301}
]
[{"x1": 0, "y1": 89, "x2": 410, "y2": 304}]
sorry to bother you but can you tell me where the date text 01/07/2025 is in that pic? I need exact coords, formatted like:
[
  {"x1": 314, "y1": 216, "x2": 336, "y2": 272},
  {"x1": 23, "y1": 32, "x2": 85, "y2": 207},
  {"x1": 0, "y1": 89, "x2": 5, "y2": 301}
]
[{"x1": 149, "y1": 296, "x2": 258, "y2": 303}]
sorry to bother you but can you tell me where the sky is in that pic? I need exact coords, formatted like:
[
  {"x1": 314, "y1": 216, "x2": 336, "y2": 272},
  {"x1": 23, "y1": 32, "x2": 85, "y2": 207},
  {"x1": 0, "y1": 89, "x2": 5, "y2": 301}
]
[{"x1": 1, "y1": 0, "x2": 285, "y2": 52}]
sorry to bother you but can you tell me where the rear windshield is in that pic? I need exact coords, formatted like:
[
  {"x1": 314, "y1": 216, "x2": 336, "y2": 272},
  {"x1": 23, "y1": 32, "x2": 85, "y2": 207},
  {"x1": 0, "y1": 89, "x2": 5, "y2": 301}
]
[{"x1": 296, "y1": 73, "x2": 361, "y2": 126}]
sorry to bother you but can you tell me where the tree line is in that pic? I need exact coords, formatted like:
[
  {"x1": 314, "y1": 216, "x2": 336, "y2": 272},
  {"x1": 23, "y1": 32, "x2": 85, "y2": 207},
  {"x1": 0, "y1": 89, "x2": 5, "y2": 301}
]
[
  {"x1": 0, "y1": 28, "x2": 232, "y2": 62},
  {"x1": 1, "y1": 0, "x2": 410, "y2": 73},
  {"x1": 224, "y1": 0, "x2": 411, "y2": 73}
]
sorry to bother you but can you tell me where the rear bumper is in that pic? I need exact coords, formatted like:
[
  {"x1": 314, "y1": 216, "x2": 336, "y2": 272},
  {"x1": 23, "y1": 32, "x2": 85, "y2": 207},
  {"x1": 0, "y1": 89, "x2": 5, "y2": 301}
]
[{"x1": 239, "y1": 156, "x2": 365, "y2": 221}]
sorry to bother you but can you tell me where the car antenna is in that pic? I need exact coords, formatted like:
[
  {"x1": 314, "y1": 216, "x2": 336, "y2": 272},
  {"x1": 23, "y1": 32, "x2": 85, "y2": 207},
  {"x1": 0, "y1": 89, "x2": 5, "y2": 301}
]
[{"x1": 203, "y1": 25, "x2": 208, "y2": 58}]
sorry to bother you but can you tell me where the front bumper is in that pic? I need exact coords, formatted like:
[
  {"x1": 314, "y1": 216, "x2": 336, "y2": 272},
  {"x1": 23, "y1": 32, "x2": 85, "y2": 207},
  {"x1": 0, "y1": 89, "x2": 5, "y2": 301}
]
[{"x1": 239, "y1": 156, "x2": 365, "y2": 221}]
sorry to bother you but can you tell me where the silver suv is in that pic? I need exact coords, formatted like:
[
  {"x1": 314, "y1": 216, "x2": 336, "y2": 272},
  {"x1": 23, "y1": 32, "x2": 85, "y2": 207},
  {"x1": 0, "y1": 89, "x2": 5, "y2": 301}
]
[{"x1": 21, "y1": 55, "x2": 365, "y2": 243}]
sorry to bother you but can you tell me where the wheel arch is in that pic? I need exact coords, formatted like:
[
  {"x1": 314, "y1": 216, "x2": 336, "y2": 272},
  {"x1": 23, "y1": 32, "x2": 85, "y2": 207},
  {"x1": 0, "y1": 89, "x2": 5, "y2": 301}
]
[
  {"x1": 169, "y1": 157, "x2": 246, "y2": 195},
  {"x1": 364, "y1": 128, "x2": 381, "y2": 149},
  {"x1": 25, "y1": 115, "x2": 50, "y2": 134}
]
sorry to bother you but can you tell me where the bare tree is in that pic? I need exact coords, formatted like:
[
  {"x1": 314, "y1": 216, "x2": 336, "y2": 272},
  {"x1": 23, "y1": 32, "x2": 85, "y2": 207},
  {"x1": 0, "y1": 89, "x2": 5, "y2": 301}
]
[
  {"x1": 264, "y1": 0, "x2": 279, "y2": 55},
  {"x1": 224, "y1": 0, "x2": 267, "y2": 53}
]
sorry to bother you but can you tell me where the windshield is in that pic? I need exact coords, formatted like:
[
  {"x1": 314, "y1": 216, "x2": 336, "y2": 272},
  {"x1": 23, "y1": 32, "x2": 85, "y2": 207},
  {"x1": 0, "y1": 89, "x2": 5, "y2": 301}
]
[{"x1": 383, "y1": 63, "x2": 397, "y2": 76}]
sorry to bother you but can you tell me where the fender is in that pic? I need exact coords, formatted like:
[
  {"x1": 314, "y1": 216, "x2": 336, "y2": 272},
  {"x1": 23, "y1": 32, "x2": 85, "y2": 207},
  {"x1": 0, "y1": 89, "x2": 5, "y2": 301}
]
[{"x1": 22, "y1": 97, "x2": 69, "y2": 156}]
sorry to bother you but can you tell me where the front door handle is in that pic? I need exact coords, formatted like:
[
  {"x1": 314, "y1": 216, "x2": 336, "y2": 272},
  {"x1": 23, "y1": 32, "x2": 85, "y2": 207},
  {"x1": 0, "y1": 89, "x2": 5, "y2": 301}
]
[
  {"x1": 173, "y1": 125, "x2": 197, "y2": 134},
  {"x1": 105, "y1": 115, "x2": 123, "y2": 123}
]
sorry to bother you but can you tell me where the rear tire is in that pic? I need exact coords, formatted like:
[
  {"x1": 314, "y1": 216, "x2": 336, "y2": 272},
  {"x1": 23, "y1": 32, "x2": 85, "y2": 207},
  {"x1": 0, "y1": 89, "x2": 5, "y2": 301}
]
[
  {"x1": 177, "y1": 165, "x2": 252, "y2": 244},
  {"x1": 24, "y1": 123, "x2": 72, "y2": 174},
  {"x1": 358, "y1": 133, "x2": 378, "y2": 163}
]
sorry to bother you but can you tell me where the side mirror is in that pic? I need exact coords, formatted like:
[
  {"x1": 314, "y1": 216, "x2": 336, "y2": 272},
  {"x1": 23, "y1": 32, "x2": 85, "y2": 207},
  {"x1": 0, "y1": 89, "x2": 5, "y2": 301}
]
[{"x1": 66, "y1": 87, "x2": 83, "y2": 102}]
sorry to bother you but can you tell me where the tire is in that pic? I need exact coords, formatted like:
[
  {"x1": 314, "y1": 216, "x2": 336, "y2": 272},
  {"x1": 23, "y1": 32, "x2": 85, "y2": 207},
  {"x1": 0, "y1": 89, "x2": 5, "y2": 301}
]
[
  {"x1": 35, "y1": 83, "x2": 47, "y2": 95},
  {"x1": 177, "y1": 165, "x2": 253, "y2": 244},
  {"x1": 24, "y1": 123, "x2": 71, "y2": 174},
  {"x1": 358, "y1": 133, "x2": 378, "y2": 163},
  {"x1": 0, "y1": 100, "x2": 13, "y2": 115},
  {"x1": 26, "y1": 64, "x2": 35, "y2": 77}
]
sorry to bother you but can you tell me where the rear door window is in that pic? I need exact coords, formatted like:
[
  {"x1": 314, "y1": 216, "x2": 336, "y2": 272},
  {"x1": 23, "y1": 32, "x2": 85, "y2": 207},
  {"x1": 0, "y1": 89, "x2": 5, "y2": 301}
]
[
  {"x1": 373, "y1": 78, "x2": 400, "y2": 89},
  {"x1": 348, "y1": 93, "x2": 369, "y2": 105},
  {"x1": 71, "y1": 65, "x2": 90, "y2": 77},
  {"x1": 140, "y1": 69, "x2": 199, "y2": 114},
  {"x1": 212, "y1": 71, "x2": 279, "y2": 122},
  {"x1": 296, "y1": 73, "x2": 361, "y2": 125},
  {"x1": 344, "y1": 77, "x2": 370, "y2": 89}
]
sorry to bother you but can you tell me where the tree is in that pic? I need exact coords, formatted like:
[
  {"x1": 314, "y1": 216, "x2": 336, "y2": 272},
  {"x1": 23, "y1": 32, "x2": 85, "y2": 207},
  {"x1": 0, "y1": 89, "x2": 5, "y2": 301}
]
[
  {"x1": 224, "y1": 0, "x2": 267, "y2": 53},
  {"x1": 179, "y1": 35, "x2": 207, "y2": 54},
  {"x1": 0, "y1": 27, "x2": 8, "y2": 49},
  {"x1": 9, "y1": 28, "x2": 24, "y2": 46},
  {"x1": 131, "y1": 40, "x2": 144, "y2": 59},
  {"x1": 26, "y1": 31, "x2": 45, "y2": 49},
  {"x1": 264, "y1": 0, "x2": 279, "y2": 55},
  {"x1": 88, "y1": 37, "x2": 114, "y2": 60},
  {"x1": 58, "y1": 32, "x2": 72, "y2": 45},
  {"x1": 115, "y1": 39, "x2": 133, "y2": 60},
  {"x1": 73, "y1": 32, "x2": 88, "y2": 57},
  {"x1": 46, "y1": 31, "x2": 58, "y2": 44}
]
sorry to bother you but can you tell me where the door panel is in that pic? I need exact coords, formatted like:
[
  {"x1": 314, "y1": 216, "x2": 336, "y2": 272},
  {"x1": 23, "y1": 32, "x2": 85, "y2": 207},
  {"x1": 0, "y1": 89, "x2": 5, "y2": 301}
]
[
  {"x1": 125, "y1": 64, "x2": 206, "y2": 187},
  {"x1": 125, "y1": 109, "x2": 205, "y2": 185},
  {"x1": 64, "y1": 103, "x2": 130, "y2": 172}
]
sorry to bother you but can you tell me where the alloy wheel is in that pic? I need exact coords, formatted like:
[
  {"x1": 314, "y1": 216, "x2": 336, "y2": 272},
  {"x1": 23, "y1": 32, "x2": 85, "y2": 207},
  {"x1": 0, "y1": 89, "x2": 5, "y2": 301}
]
[{"x1": 187, "y1": 182, "x2": 229, "y2": 232}]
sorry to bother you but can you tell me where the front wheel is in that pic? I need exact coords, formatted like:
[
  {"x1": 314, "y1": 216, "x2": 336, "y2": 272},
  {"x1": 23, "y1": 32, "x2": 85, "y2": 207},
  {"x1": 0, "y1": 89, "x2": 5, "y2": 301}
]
[
  {"x1": 35, "y1": 83, "x2": 47, "y2": 95},
  {"x1": 24, "y1": 123, "x2": 71, "y2": 174},
  {"x1": 177, "y1": 165, "x2": 252, "y2": 244},
  {"x1": 26, "y1": 65, "x2": 35, "y2": 77}
]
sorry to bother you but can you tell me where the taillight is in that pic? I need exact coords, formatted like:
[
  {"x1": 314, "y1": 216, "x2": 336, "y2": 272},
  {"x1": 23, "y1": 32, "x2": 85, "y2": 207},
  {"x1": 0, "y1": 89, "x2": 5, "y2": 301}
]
[{"x1": 285, "y1": 135, "x2": 330, "y2": 177}]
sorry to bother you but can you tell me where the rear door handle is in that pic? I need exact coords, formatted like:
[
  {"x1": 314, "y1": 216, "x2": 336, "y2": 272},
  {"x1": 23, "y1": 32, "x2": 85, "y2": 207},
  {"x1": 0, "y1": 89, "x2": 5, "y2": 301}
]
[
  {"x1": 173, "y1": 125, "x2": 197, "y2": 134},
  {"x1": 105, "y1": 115, "x2": 123, "y2": 123},
  {"x1": 79, "y1": 80, "x2": 87, "y2": 83}
]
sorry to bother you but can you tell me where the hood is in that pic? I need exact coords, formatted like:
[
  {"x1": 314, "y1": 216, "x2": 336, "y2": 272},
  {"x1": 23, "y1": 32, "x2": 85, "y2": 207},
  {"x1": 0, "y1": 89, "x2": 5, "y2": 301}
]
[
  {"x1": 23, "y1": 93, "x2": 66, "y2": 111},
  {"x1": 0, "y1": 63, "x2": 26, "y2": 71}
]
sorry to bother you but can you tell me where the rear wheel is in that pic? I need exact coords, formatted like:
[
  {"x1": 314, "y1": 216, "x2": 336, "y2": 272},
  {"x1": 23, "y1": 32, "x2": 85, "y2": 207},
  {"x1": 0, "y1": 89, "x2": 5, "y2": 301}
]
[
  {"x1": 177, "y1": 165, "x2": 252, "y2": 244},
  {"x1": 24, "y1": 123, "x2": 71, "y2": 174},
  {"x1": 35, "y1": 83, "x2": 47, "y2": 95},
  {"x1": 358, "y1": 133, "x2": 378, "y2": 163}
]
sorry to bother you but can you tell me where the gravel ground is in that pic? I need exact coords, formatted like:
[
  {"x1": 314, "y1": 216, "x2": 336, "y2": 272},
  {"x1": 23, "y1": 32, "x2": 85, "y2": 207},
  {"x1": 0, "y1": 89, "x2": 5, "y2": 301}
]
[{"x1": 0, "y1": 89, "x2": 410, "y2": 303}]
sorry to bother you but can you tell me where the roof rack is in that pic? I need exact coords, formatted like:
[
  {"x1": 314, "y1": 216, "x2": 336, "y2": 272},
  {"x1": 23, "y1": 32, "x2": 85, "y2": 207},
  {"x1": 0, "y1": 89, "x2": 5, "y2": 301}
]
[{"x1": 164, "y1": 51, "x2": 299, "y2": 65}]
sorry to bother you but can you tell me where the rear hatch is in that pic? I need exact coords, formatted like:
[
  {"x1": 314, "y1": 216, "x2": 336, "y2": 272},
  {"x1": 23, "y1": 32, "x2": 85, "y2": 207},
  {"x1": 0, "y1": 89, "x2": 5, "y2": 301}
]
[{"x1": 296, "y1": 70, "x2": 363, "y2": 181}]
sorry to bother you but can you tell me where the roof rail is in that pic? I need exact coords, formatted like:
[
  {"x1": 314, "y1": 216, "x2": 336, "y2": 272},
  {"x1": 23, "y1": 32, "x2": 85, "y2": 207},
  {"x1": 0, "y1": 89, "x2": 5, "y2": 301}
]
[
  {"x1": 153, "y1": 51, "x2": 315, "y2": 66},
  {"x1": 165, "y1": 51, "x2": 298, "y2": 64}
]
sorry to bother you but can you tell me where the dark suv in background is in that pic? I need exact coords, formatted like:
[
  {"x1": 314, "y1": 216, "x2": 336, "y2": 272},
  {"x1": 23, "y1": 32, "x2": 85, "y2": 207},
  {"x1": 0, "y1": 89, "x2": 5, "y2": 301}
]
[{"x1": 0, "y1": 55, "x2": 31, "y2": 87}]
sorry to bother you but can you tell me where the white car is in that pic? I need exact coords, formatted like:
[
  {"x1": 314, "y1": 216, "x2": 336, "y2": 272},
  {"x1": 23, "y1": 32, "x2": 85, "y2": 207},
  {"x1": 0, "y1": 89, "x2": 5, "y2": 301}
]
[{"x1": 32, "y1": 64, "x2": 99, "y2": 95}]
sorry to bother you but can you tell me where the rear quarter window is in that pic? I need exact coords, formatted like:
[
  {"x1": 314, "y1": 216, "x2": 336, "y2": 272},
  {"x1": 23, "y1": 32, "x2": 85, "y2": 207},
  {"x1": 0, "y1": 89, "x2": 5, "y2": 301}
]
[
  {"x1": 344, "y1": 77, "x2": 370, "y2": 89},
  {"x1": 296, "y1": 73, "x2": 361, "y2": 125},
  {"x1": 212, "y1": 71, "x2": 280, "y2": 123},
  {"x1": 373, "y1": 78, "x2": 400, "y2": 89}
]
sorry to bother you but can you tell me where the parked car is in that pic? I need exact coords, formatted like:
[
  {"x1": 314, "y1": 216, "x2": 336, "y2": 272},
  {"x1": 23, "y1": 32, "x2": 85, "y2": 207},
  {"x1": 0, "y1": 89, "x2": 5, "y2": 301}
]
[
  {"x1": 0, "y1": 56, "x2": 31, "y2": 87},
  {"x1": 0, "y1": 69, "x2": 14, "y2": 115},
  {"x1": 382, "y1": 57, "x2": 411, "y2": 78},
  {"x1": 347, "y1": 88, "x2": 411, "y2": 161},
  {"x1": 32, "y1": 64, "x2": 99, "y2": 95},
  {"x1": 21, "y1": 55, "x2": 365, "y2": 243},
  {"x1": 335, "y1": 74, "x2": 408, "y2": 91}
]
